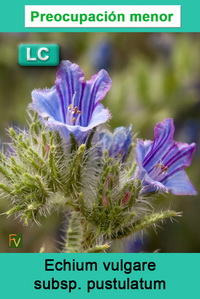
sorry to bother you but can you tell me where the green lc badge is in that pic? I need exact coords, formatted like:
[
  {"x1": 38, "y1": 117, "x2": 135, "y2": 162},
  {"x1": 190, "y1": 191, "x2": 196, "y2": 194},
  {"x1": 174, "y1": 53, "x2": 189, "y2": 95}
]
[{"x1": 18, "y1": 44, "x2": 60, "y2": 66}]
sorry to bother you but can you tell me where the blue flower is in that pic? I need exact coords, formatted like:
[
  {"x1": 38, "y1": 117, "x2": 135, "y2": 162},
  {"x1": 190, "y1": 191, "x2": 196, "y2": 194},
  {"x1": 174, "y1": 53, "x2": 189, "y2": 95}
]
[
  {"x1": 31, "y1": 60, "x2": 112, "y2": 143},
  {"x1": 98, "y1": 126, "x2": 132, "y2": 162},
  {"x1": 135, "y1": 119, "x2": 197, "y2": 195}
]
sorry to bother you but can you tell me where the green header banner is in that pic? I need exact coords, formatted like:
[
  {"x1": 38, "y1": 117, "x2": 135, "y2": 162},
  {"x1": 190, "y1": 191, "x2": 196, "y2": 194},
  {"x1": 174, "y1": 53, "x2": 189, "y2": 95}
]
[
  {"x1": 0, "y1": 0, "x2": 199, "y2": 32},
  {"x1": 1, "y1": 253, "x2": 200, "y2": 298}
]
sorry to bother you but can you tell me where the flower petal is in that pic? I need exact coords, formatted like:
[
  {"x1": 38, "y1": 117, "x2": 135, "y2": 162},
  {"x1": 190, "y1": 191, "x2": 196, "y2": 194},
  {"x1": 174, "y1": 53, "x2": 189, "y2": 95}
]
[
  {"x1": 112, "y1": 126, "x2": 132, "y2": 160},
  {"x1": 86, "y1": 103, "x2": 111, "y2": 130},
  {"x1": 31, "y1": 87, "x2": 64, "y2": 122},
  {"x1": 55, "y1": 60, "x2": 112, "y2": 126},
  {"x1": 160, "y1": 143, "x2": 196, "y2": 180},
  {"x1": 98, "y1": 126, "x2": 132, "y2": 161},
  {"x1": 55, "y1": 61, "x2": 84, "y2": 124},
  {"x1": 134, "y1": 140, "x2": 152, "y2": 184},
  {"x1": 143, "y1": 119, "x2": 175, "y2": 172},
  {"x1": 141, "y1": 180, "x2": 168, "y2": 194},
  {"x1": 98, "y1": 131, "x2": 113, "y2": 155},
  {"x1": 135, "y1": 141, "x2": 168, "y2": 194},
  {"x1": 162, "y1": 169, "x2": 197, "y2": 195},
  {"x1": 79, "y1": 70, "x2": 112, "y2": 126},
  {"x1": 44, "y1": 103, "x2": 110, "y2": 142},
  {"x1": 135, "y1": 139, "x2": 153, "y2": 171}
]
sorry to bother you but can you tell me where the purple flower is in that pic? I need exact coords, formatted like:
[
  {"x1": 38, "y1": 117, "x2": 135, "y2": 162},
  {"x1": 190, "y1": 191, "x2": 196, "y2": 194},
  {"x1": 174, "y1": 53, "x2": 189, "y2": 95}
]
[
  {"x1": 98, "y1": 126, "x2": 132, "y2": 162},
  {"x1": 31, "y1": 60, "x2": 112, "y2": 143},
  {"x1": 135, "y1": 119, "x2": 197, "y2": 195}
]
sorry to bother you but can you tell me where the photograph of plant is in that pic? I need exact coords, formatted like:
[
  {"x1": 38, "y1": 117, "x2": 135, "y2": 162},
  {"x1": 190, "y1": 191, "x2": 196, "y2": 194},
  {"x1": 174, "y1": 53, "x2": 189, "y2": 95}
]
[{"x1": 0, "y1": 32, "x2": 199, "y2": 252}]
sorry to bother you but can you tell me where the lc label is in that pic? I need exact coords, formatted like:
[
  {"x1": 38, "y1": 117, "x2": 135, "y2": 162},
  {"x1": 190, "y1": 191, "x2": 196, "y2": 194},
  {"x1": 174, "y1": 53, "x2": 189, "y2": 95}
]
[{"x1": 18, "y1": 44, "x2": 60, "y2": 66}]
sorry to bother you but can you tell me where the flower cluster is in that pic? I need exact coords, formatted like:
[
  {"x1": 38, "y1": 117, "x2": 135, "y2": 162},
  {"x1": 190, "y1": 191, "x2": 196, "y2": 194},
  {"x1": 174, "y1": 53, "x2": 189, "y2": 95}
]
[
  {"x1": 0, "y1": 60, "x2": 197, "y2": 253},
  {"x1": 31, "y1": 60, "x2": 197, "y2": 197}
]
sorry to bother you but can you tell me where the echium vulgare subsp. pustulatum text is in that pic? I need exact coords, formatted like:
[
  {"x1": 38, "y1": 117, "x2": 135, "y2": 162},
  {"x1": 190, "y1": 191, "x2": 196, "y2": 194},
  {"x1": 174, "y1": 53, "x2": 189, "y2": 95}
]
[{"x1": 0, "y1": 60, "x2": 197, "y2": 253}]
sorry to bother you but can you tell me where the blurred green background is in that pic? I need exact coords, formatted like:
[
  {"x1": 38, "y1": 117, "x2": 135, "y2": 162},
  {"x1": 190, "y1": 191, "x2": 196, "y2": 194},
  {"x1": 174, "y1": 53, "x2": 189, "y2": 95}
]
[{"x1": 0, "y1": 32, "x2": 200, "y2": 252}]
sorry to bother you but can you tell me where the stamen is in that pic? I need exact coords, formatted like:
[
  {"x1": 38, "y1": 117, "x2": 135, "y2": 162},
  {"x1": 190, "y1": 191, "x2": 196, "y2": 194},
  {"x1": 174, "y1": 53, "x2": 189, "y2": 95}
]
[
  {"x1": 66, "y1": 92, "x2": 82, "y2": 125},
  {"x1": 73, "y1": 106, "x2": 78, "y2": 114},
  {"x1": 154, "y1": 163, "x2": 168, "y2": 173},
  {"x1": 149, "y1": 162, "x2": 169, "y2": 181},
  {"x1": 75, "y1": 113, "x2": 81, "y2": 125},
  {"x1": 68, "y1": 104, "x2": 72, "y2": 110},
  {"x1": 71, "y1": 92, "x2": 76, "y2": 109},
  {"x1": 161, "y1": 165, "x2": 168, "y2": 173}
]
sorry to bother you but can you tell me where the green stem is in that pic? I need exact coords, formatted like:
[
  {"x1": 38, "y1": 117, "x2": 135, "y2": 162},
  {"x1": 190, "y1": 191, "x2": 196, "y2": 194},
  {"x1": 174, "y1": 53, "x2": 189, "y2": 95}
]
[
  {"x1": 64, "y1": 211, "x2": 83, "y2": 253},
  {"x1": 110, "y1": 210, "x2": 179, "y2": 240}
]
